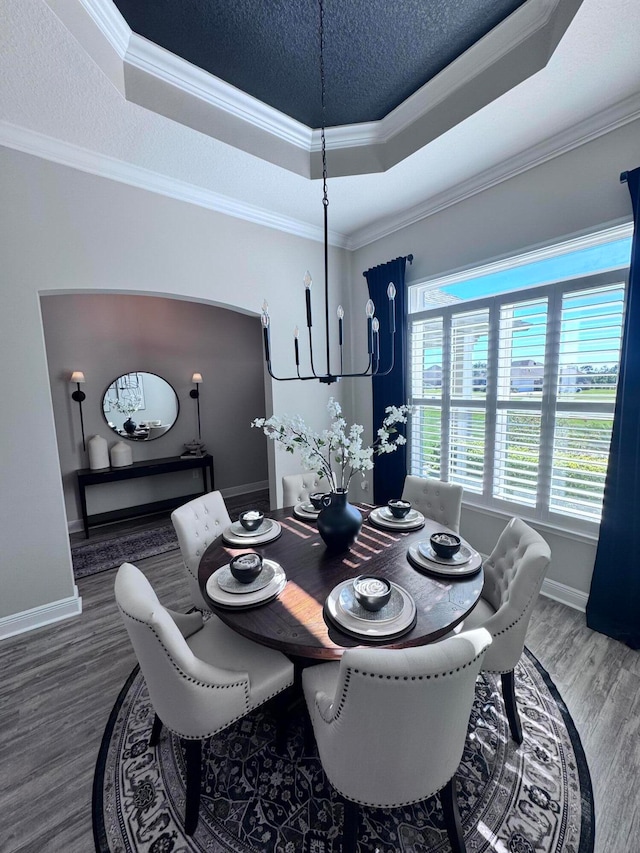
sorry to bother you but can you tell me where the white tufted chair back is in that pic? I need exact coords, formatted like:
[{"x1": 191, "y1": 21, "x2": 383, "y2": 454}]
[
  {"x1": 475, "y1": 517, "x2": 551, "y2": 672},
  {"x1": 115, "y1": 563, "x2": 251, "y2": 739},
  {"x1": 302, "y1": 628, "x2": 491, "y2": 807},
  {"x1": 401, "y1": 475, "x2": 463, "y2": 533},
  {"x1": 171, "y1": 491, "x2": 231, "y2": 610},
  {"x1": 282, "y1": 473, "x2": 332, "y2": 506}
]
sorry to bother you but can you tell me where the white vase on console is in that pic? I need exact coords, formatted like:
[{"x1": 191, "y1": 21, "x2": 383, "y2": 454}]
[
  {"x1": 88, "y1": 435, "x2": 109, "y2": 470},
  {"x1": 110, "y1": 441, "x2": 133, "y2": 468}
]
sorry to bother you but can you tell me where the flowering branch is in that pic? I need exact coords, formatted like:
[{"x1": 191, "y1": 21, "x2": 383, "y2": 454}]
[{"x1": 252, "y1": 398, "x2": 412, "y2": 492}]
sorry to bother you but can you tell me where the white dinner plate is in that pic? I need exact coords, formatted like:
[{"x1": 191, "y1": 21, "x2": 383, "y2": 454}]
[
  {"x1": 215, "y1": 562, "x2": 276, "y2": 594},
  {"x1": 379, "y1": 506, "x2": 422, "y2": 523},
  {"x1": 229, "y1": 518, "x2": 275, "y2": 538},
  {"x1": 368, "y1": 506, "x2": 425, "y2": 531},
  {"x1": 417, "y1": 541, "x2": 473, "y2": 566},
  {"x1": 222, "y1": 520, "x2": 282, "y2": 546},
  {"x1": 206, "y1": 559, "x2": 286, "y2": 608},
  {"x1": 338, "y1": 582, "x2": 405, "y2": 624},
  {"x1": 407, "y1": 542, "x2": 481, "y2": 578},
  {"x1": 325, "y1": 579, "x2": 416, "y2": 640},
  {"x1": 293, "y1": 503, "x2": 320, "y2": 520}
]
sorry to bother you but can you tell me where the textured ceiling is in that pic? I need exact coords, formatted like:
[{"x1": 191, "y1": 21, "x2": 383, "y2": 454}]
[
  {"x1": 2, "y1": 0, "x2": 639, "y2": 245},
  {"x1": 112, "y1": 0, "x2": 527, "y2": 128}
]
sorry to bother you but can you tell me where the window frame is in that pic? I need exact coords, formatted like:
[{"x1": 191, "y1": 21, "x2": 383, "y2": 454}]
[{"x1": 409, "y1": 267, "x2": 628, "y2": 537}]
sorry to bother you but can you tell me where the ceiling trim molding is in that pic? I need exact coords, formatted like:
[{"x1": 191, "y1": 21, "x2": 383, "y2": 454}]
[
  {"x1": 346, "y1": 93, "x2": 640, "y2": 250},
  {"x1": 126, "y1": 34, "x2": 312, "y2": 150},
  {"x1": 46, "y1": 0, "x2": 585, "y2": 179},
  {"x1": 0, "y1": 122, "x2": 349, "y2": 249}
]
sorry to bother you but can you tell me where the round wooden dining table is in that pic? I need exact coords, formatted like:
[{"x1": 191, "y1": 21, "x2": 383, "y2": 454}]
[{"x1": 198, "y1": 505, "x2": 484, "y2": 661}]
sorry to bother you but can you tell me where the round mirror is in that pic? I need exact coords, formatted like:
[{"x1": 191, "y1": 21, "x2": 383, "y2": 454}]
[{"x1": 102, "y1": 372, "x2": 180, "y2": 441}]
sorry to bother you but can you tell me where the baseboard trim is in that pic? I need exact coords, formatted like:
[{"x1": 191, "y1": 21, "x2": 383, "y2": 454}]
[
  {"x1": 66, "y1": 481, "x2": 270, "y2": 532},
  {"x1": 0, "y1": 586, "x2": 83, "y2": 640},
  {"x1": 540, "y1": 578, "x2": 588, "y2": 612},
  {"x1": 220, "y1": 481, "x2": 269, "y2": 498}
]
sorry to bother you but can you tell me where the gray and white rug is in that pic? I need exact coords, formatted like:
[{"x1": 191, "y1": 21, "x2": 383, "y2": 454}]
[
  {"x1": 72, "y1": 491, "x2": 271, "y2": 579},
  {"x1": 93, "y1": 649, "x2": 594, "y2": 853}
]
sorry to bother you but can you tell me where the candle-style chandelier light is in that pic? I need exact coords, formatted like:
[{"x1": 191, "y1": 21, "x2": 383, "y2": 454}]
[{"x1": 261, "y1": 0, "x2": 397, "y2": 385}]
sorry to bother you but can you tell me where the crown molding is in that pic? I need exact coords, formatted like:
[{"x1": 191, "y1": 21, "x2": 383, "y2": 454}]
[
  {"x1": 346, "y1": 92, "x2": 640, "y2": 250},
  {"x1": 46, "y1": 0, "x2": 585, "y2": 179},
  {"x1": 0, "y1": 122, "x2": 349, "y2": 248}
]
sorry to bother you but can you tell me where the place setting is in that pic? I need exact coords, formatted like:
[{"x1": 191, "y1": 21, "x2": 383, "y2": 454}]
[
  {"x1": 407, "y1": 531, "x2": 482, "y2": 578},
  {"x1": 292, "y1": 491, "x2": 323, "y2": 521},
  {"x1": 368, "y1": 498, "x2": 426, "y2": 532},
  {"x1": 324, "y1": 574, "x2": 417, "y2": 640},
  {"x1": 222, "y1": 509, "x2": 282, "y2": 546},
  {"x1": 205, "y1": 551, "x2": 287, "y2": 609}
]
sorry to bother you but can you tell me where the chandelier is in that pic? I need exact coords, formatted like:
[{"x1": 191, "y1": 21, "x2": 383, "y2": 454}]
[{"x1": 261, "y1": 0, "x2": 397, "y2": 385}]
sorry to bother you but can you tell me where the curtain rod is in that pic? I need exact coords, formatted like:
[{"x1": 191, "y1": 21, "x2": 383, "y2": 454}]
[
  {"x1": 620, "y1": 171, "x2": 628, "y2": 184},
  {"x1": 362, "y1": 254, "x2": 413, "y2": 278}
]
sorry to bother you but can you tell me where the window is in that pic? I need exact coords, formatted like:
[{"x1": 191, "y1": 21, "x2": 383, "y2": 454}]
[{"x1": 408, "y1": 227, "x2": 631, "y2": 532}]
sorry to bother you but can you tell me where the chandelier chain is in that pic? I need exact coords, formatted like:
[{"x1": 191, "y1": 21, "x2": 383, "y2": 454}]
[{"x1": 319, "y1": 0, "x2": 328, "y2": 209}]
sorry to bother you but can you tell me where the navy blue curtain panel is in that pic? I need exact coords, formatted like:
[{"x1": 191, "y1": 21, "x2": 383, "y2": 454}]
[
  {"x1": 586, "y1": 167, "x2": 640, "y2": 649},
  {"x1": 363, "y1": 255, "x2": 412, "y2": 504}
]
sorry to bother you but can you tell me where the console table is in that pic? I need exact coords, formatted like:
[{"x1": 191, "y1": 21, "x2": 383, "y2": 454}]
[{"x1": 77, "y1": 454, "x2": 214, "y2": 538}]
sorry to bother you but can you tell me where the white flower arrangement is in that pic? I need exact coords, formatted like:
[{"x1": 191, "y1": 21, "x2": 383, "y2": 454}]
[
  {"x1": 252, "y1": 397, "x2": 411, "y2": 492},
  {"x1": 111, "y1": 397, "x2": 139, "y2": 417}
]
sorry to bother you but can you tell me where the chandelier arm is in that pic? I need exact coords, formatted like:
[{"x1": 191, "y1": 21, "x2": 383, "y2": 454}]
[
  {"x1": 371, "y1": 332, "x2": 396, "y2": 377},
  {"x1": 307, "y1": 327, "x2": 319, "y2": 377}
]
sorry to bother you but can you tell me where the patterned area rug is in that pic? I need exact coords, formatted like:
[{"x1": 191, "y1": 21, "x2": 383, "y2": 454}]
[
  {"x1": 93, "y1": 649, "x2": 594, "y2": 853},
  {"x1": 72, "y1": 492, "x2": 270, "y2": 579}
]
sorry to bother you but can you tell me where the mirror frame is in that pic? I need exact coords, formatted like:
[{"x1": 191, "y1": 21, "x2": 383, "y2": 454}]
[{"x1": 101, "y1": 371, "x2": 180, "y2": 441}]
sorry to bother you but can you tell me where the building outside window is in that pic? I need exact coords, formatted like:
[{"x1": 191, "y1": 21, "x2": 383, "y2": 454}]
[{"x1": 408, "y1": 224, "x2": 632, "y2": 535}]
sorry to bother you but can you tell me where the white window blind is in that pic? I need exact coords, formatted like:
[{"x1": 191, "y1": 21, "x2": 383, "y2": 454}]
[{"x1": 409, "y1": 270, "x2": 626, "y2": 531}]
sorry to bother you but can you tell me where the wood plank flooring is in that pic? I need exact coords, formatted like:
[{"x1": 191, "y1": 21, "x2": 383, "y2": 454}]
[{"x1": 1, "y1": 524, "x2": 638, "y2": 852}]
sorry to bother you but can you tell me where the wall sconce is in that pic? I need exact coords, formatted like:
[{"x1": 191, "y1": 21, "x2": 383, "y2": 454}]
[
  {"x1": 70, "y1": 371, "x2": 87, "y2": 450},
  {"x1": 190, "y1": 373, "x2": 203, "y2": 440}
]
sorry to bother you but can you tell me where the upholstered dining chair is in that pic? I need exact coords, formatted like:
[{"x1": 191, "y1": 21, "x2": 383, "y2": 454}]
[
  {"x1": 461, "y1": 517, "x2": 551, "y2": 744},
  {"x1": 171, "y1": 490, "x2": 232, "y2": 611},
  {"x1": 302, "y1": 628, "x2": 492, "y2": 853},
  {"x1": 282, "y1": 472, "x2": 332, "y2": 506},
  {"x1": 115, "y1": 562, "x2": 294, "y2": 836},
  {"x1": 401, "y1": 475, "x2": 464, "y2": 533}
]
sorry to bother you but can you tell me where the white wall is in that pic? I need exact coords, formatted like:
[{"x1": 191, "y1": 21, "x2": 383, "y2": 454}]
[
  {"x1": 0, "y1": 146, "x2": 348, "y2": 624},
  {"x1": 349, "y1": 119, "x2": 640, "y2": 597}
]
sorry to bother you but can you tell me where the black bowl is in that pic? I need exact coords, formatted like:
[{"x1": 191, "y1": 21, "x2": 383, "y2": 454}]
[
  {"x1": 430, "y1": 532, "x2": 461, "y2": 559},
  {"x1": 309, "y1": 492, "x2": 325, "y2": 510},
  {"x1": 239, "y1": 510, "x2": 264, "y2": 532},
  {"x1": 229, "y1": 552, "x2": 263, "y2": 584},
  {"x1": 387, "y1": 498, "x2": 412, "y2": 519},
  {"x1": 353, "y1": 575, "x2": 392, "y2": 612}
]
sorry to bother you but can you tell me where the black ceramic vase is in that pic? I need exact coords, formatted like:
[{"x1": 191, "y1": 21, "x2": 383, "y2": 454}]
[
  {"x1": 317, "y1": 490, "x2": 363, "y2": 552},
  {"x1": 123, "y1": 417, "x2": 137, "y2": 435}
]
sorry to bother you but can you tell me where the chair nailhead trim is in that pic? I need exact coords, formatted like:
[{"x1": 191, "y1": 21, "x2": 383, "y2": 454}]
[{"x1": 316, "y1": 646, "x2": 489, "y2": 725}]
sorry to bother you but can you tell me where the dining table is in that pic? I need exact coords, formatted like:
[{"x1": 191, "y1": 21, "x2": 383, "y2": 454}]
[{"x1": 198, "y1": 504, "x2": 484, "y2": 661}]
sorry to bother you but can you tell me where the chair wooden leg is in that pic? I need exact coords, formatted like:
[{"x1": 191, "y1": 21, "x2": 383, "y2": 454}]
[
  {"x1": 149, "y1": 713, "x2": 163, "y2": 747},
  {"x1": 501, "y1": 670, "x2": 523, "y2": 744},
  {"x1": 342, "y1": 798, "x2": 359, "y2": 853},
  {"x1": 440, "y1": 776, "x2": 466, "y2": 853},
  {"x1": 182, "y1": 738, "x2": 202, "y2": 836}
]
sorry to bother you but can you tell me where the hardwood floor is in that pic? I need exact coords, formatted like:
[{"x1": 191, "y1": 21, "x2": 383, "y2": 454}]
[{"x1": 1, "y1": 528, "x2": 638, "y2": 852}]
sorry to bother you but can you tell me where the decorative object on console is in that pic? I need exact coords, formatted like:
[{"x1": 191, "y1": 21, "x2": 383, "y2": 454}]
[
  {"x1": 70, "y1": 371, "x2": 87, "y2": 451},
  {"x1": 253, "y1": 397, "x2": 411, "y2": 552},
  {"x1": 181, "y1": 439, "x2": 206, "y2": 459},
  {"x1": 110, "y1": 441, "x2": 133, "y2": 468},
  {"x1": 190, "y1": 373, "x2": 203, "y2": 440},
  {"x1": 88, "y1": 434, "x2": 109, "y2": 471},
  {"x1": 259, "y1": 0, "x2": 411, "y2": 386}
]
